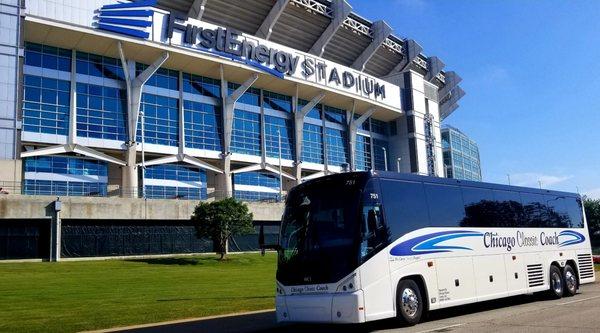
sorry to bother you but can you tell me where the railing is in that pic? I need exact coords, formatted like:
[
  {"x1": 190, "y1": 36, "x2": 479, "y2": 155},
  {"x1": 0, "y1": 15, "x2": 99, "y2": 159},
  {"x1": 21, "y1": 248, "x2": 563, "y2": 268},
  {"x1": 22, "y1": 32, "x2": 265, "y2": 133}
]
[{"x1": 0, "y1": 181, "x2": 286, "y2": 203}]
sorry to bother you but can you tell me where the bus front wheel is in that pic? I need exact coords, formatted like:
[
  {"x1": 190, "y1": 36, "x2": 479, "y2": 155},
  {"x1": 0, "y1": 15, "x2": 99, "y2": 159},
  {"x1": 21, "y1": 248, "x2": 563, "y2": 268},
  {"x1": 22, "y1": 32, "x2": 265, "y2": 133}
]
[
  {"x1": 548, "y1": 265, "x2": 564, "y2": 299},
  {"x1": 396, "y1": 279, "x2": 423, "y2": 325}
]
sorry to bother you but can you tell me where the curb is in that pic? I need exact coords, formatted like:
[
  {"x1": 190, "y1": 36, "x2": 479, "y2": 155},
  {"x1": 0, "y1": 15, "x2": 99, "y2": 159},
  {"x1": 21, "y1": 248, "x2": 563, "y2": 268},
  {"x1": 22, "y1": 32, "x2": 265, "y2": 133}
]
[{"x1": 80, "y1": 309, "x2": 275, "y2": 333}]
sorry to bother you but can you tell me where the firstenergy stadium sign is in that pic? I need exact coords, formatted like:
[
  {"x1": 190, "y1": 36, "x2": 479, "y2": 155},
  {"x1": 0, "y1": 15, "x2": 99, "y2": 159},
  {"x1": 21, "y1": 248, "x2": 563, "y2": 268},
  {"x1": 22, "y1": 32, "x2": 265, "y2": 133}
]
[{"x1": 96, "y1": 0, "x2": 401, "y2": 110}]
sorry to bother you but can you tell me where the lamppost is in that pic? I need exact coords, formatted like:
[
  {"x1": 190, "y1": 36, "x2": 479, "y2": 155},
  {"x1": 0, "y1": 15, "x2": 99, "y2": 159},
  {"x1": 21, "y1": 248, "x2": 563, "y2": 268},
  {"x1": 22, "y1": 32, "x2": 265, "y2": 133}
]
[
  {"x1": 381, "y1": 147, "x2": 388, "y2": 171},
  {"x1": 507, "y1": 174, "x2": 511, "y2": 186},
  {"x1": 140, "y1": 110, "x2": 146, "y2": 199},
  {"x1": 277, "y1": 129, "x2": 283, "y2": 201},
  {"x1": 396, "y1": 157, "x2": 402, "y2": 172}
]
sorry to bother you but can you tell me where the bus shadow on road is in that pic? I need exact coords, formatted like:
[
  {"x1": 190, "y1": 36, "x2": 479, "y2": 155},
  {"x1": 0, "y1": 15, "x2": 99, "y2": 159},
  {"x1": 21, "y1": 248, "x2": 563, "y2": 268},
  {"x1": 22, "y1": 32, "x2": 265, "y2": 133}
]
[
  {"x1": 258, "y1": 293, "x2": 553, "y2": 333},
  {"x1": 121, "y1": 292, "x2": 555, "y2": 333}
]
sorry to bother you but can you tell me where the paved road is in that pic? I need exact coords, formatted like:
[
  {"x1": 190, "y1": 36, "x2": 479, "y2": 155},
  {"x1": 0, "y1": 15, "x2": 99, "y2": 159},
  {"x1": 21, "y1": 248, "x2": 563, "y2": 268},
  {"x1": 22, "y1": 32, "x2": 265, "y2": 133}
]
[{"x1": 119, "y1": 282, "x2": 600, "y2": 333}]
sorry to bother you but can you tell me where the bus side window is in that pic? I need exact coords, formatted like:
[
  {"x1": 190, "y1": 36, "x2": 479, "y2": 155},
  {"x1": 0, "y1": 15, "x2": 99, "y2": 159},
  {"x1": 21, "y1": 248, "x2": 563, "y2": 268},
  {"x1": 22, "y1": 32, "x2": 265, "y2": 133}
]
[{"x1": 360, "y1": 180, "x2": 389, "y2": 261}]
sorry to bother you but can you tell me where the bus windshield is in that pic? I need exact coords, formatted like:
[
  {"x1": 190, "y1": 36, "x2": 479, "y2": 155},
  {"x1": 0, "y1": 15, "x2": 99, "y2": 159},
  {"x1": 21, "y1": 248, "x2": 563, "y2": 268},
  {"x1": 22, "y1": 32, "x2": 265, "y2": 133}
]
[{"x1": 277, "y1": 175, "x2": 365, "y2": 286}]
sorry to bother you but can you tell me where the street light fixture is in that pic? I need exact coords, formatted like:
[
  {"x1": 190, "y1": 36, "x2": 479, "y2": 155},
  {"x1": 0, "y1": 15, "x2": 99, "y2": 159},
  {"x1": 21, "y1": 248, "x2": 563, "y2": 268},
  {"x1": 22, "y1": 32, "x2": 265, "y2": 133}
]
[{"x1": 381, "y1": 147, "x2": 388, "y2": 171}]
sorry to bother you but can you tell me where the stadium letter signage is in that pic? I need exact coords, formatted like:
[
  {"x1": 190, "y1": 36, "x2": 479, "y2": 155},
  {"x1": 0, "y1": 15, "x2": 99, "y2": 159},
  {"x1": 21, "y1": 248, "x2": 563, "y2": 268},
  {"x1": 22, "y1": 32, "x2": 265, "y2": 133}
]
[{"x1": 157, "y1": 11, "x2": 399, "y2": 109}]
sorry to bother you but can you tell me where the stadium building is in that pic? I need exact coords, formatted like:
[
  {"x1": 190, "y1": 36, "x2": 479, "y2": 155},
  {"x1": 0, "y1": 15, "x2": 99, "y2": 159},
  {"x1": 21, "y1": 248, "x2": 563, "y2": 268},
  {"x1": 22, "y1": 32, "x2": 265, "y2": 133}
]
[
  {"x1": 0, "y1": 0, "x2": 464, "y2": 260},
  {"x1": 442, "y1": 126, "x2": 482, "y2": 182}
]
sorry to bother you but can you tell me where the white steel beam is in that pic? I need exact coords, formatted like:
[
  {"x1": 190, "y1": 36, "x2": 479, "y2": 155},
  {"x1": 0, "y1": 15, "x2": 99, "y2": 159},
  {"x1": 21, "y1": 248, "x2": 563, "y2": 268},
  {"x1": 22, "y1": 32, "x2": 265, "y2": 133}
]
[
  {"x1": 438, "y1": 71, "x2": 462, "y2": 102},
  {"x1": 348, "y1": 107, "x2": 375, "y2": 170},
  {"x1": 385, "y1": 39, "x2": 423, "y2": 77},
  {"x1": 188, "y1": 0, "x2": 207, "y2": 20},
  {"x1": 231, "y1": 164, "x2": 263, "y2": 174},
  {"x1": 256, "y1": 0, "x2": 290, "y2": 40},
  {"x1": 351, "y1": 20, "x2": 392, "y2": 71},
  {"x1": 308, "y1": 0, "x2": 352, "y2": 57},
  {"x1": 425, "y1": 56, "x2": 445, "y2": 82}
]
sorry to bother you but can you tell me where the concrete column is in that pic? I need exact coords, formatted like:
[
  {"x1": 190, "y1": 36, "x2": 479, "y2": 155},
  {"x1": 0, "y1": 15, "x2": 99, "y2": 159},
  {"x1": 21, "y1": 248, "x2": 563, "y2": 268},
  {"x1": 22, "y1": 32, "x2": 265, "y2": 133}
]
[
  {"x1": 117, "y1": 42, "x2": 169, "y2": 198},
  {"x1": 217, "y1": 66, "x2": 258, "y2": 198},
  {"x1": 49, "y1": 199, "x2": 62, "y2": 262},
  {"x1": 292, "y1": 90, "x2": 325, "y2": 185},
  {"x1": 348, "y1": 107, "x2": 375, "y2": 171}
]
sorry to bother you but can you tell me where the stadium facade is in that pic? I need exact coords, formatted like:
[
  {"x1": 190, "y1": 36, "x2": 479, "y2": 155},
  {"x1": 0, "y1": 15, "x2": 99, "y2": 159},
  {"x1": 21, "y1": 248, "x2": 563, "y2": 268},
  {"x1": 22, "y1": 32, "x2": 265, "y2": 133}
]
[{"x1": 0, "y1": 0, "x2": 464, "y2": 260}]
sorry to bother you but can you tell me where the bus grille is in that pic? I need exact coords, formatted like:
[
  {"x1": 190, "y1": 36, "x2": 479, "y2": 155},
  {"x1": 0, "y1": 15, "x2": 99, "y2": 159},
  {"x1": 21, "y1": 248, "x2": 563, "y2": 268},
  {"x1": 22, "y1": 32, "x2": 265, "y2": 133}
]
[
  {"x1": 527, "y1": 264, "x2": 544, "y2": 287},
  {"x1": 577, "y1": 254, "x2": 594, "y2": 279}
]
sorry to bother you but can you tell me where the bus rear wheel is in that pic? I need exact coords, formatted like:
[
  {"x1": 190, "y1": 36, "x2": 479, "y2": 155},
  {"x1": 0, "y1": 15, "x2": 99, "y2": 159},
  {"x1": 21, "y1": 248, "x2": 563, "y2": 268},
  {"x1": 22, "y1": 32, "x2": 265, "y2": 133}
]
[
  {"x1": 396, "y1": 279, "x2": 423, "y2": 325},
  {"x1": 548, "y1": 265, "x2": 564, "y2": 299},
  {"x1": 563, "y1": 264, "x2": 578, "y2": 297}
]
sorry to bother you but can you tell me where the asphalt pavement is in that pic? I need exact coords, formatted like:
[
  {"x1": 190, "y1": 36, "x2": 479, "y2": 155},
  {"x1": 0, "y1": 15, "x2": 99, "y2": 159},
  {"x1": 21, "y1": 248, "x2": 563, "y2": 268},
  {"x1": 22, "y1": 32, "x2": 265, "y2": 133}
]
[{"x1": 114, "y1": 282, "x2": 600, "y2": 333}]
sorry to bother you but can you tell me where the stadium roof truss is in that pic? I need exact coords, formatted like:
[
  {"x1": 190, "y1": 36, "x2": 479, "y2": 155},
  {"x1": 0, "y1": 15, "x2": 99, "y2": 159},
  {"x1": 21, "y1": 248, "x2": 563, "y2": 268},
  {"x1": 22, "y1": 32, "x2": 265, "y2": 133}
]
[{"x1": 156, "y1": 0, "x2": 463, "y2": 119}]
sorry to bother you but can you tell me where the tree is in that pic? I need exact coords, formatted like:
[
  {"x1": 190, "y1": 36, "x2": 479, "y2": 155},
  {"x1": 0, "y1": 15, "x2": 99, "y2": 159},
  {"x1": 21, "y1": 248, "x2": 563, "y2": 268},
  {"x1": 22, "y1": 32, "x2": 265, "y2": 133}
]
[
  {"x1": 192, "y1": 197, "x2": 254, "y2": 260},
  {"x1": 584, "y1": 198, "x2": 600, "y2": 248}
]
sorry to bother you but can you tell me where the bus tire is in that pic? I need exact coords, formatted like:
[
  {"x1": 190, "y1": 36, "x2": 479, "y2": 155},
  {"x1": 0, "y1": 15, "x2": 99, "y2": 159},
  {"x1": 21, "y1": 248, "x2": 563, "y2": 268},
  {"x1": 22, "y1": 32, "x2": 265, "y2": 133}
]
[
  {"x1": 396, "y1": 279, "x2": 423, "y2": 325},
  {"x1": 562, "y1": 264, "x2": 578, "y2": 297},
  {"x1": 548, "y1": 265, "x2": 564, "y2": 299}
]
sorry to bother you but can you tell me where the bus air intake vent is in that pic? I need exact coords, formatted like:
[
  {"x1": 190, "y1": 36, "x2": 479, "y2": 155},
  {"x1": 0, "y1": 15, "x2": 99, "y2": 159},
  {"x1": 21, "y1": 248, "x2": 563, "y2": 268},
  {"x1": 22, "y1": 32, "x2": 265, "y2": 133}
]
[
  {"x1": 527, "y1": 264, "x2": 544, "y2": 287},
  {"x1": 577, "y1": 254, "x2": 595, "y2": 279}
]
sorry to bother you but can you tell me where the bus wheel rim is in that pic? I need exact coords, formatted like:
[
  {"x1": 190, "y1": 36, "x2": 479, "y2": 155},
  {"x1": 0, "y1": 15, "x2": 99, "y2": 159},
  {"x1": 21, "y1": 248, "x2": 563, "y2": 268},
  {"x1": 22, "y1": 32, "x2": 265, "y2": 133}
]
[
  {"x1": 551, "y1": 272, "x2": 562, "y2": 294},
  {"x1": 565, "y1": 270, "x2": 576, "y2": 291},
  {"x1": 401, "y1": 288, "x2": 419, "y2": 317}
]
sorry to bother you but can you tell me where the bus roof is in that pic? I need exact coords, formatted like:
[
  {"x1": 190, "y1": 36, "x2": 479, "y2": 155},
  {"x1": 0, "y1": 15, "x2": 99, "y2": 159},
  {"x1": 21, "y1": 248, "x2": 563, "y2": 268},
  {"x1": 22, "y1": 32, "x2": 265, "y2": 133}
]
[{"x1": 300, "y1": 171, "x2": 580, "y2": 198}]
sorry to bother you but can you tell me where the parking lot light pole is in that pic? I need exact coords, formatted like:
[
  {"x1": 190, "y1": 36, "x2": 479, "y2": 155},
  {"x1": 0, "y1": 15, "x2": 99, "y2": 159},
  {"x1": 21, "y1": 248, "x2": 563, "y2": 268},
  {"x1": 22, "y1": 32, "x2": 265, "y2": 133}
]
[{"x1": 381, "y1": 147, "x2": 388, "y2": 171}]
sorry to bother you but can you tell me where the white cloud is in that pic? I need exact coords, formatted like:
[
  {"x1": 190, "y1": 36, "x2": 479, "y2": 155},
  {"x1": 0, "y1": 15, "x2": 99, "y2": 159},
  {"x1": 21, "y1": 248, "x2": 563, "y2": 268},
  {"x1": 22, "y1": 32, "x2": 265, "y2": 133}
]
[{"x1": 509, "y1": 173, "x2": 573, "y2": 188}]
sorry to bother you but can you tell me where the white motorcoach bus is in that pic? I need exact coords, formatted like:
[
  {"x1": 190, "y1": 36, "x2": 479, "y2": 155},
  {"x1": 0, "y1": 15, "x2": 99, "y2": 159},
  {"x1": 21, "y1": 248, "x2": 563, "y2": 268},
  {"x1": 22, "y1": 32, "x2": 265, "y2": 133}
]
[{"x1": 262, "y1": 171, "x2": 595, "y2": 325}]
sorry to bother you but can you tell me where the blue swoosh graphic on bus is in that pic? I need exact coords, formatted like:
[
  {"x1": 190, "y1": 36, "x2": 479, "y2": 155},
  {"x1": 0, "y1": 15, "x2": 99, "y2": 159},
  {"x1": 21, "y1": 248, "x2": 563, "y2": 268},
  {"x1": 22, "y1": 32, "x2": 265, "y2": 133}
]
[
  {"x1": 558, "y1": 230, "x2": 585, "y2": 247},
  {"x1": 389, "y1": 230, "x2": 483, "y2": 256},
  {"x1": 97, "y1": 0, "x2": 156, "y2": 39}
]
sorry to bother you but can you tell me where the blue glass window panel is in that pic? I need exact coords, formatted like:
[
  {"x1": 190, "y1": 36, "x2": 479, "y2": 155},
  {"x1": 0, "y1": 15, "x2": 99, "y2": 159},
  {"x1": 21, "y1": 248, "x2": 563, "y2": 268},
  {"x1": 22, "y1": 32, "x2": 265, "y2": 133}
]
[
  {"x1": 355, "y1": 135, "x2": 371, "y2": 171},
  {"x1": 25, "y1": 43, "x2": 71, "y2": 72},
  {"x1": 76, "y1": 83, "x2": 128, "y2": 141},
  {"x1": 137, "y1": 63, "x2": 179, "y2": 90},
  {"x1": 22, "y1": 75, "x2": 70, "y2": 135},
  {"x1": 263, "y1": 90, "x2": 292, "y2": 113},
  {"x1": 233, "y1": 171, "x2": 280, "y2": 202},
  {"x1": 298, "y1": 99, "x2": 321, "y2": 119},
  {"x1": 326, "y1": 127, "x2": 348, "y2": 167},
  {"x1": 76, "y1": 50, "x2": 124, "y2": 80},
  {"x1": 324, "y1": 105, "x2": 346, "y2": 124},
  {"x1": 182, "y1": 73, "x2": 221, "y2": 98},
  {"x1": 23, "y1": 156, "x2": 108, "y2": 196},
  {"x1": 264, "y1": 115, "x2": 294, "y2": 160},
  {"x1": 144, "y1": 164, "x2": 207, "y2": 200},
  {"x1": 231, "y1": 109, "x2": 261, "y2": 156},
  {"x1": 370, "y1": 119, "x2": 387, "y2": 135},
  {"x1": 302, "y1": 123, "x2": 324, "y2": 164},
  {"x1": 183, "y1": 100, "x2": 222, "y2": 151},
  {"x1": 228, "y1": 82, "x2": 260, "y2": 106},
  {"x1": 137, "y1": 93, "x2": 179, "y2": 147},
  {"x1": 372, "y1": 139, "x2": 389, "y2": 171}
]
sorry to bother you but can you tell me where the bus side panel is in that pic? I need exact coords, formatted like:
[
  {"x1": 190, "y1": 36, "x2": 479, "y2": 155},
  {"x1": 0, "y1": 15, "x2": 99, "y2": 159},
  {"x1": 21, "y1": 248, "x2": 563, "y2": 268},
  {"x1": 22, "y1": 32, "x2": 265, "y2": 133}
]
[
  {"x1": 435, "y1": 256, "x2": 478, "y2": 308},
  {"x1": 359, "y1": 251, "x2": 395, "y2": 321},
  {"x1": 504, "y1": 253, "x2": 527, "y2": 296},
  {"x1": 388, "y1": 258, "x2": 440, "y2": 311},
  {"x1": 473, "y1": 254, "x2": 509, "y2": 302}
]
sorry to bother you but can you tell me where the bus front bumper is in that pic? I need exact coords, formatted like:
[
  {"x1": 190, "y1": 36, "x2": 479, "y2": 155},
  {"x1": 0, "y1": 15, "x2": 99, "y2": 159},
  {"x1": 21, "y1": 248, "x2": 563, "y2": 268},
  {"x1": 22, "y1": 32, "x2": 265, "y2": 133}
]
[{"x1": 276, "y1": 290, "x2": 365, "y2": 324}]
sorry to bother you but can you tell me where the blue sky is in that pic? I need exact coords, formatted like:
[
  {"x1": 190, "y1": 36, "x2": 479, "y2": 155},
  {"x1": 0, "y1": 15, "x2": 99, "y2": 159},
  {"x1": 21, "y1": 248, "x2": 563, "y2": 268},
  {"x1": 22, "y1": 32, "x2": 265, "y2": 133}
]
[{"x1": 352, "y1": 0, "x2": 600, "y2": 198}]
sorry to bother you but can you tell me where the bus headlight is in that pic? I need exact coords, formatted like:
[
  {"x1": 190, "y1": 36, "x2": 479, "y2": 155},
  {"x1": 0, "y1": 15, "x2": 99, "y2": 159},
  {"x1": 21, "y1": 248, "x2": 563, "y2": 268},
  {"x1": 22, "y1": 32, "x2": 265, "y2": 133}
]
[{"x1": 336, "y1": 273, "x2": 358, "y2": 293}]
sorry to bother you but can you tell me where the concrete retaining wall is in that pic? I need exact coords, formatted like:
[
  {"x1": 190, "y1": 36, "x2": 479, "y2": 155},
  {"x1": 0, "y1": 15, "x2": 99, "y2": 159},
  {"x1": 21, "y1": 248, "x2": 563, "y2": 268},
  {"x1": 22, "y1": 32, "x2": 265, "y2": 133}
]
[{"x1": 0, "y1": 194, "x2": 284, "y2": 221}]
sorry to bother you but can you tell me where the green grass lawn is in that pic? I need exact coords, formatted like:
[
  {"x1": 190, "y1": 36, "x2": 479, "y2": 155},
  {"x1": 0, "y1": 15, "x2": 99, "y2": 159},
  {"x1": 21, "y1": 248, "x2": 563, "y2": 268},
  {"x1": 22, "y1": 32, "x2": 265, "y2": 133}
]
[{"x1": 0, "y1": 253, "x2": 277, "y2": 333}]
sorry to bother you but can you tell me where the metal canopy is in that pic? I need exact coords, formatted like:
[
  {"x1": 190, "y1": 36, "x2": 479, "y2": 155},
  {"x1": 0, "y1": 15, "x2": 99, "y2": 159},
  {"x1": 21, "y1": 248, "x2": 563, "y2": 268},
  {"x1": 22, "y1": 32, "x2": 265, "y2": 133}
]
[{"x1": 155, "y1": 0, "x2": 464, "y2": 108}]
